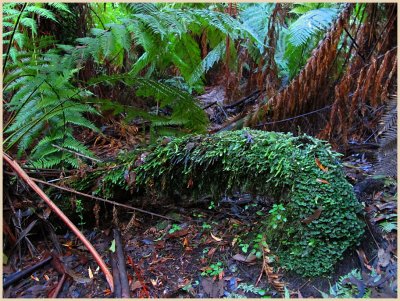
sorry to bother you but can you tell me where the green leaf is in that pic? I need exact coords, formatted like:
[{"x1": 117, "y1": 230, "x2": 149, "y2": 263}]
[{"x1": 109, "y1": 240, "x2": 116, "y2": 253}]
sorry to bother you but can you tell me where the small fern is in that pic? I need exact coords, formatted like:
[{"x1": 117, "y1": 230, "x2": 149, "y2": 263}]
[
  {"x1": 3, "y1": 13, "x2": 100, "y2": 169},
  {"x1": 379, "y1": 219, "x2": 397, "y2": 233}
]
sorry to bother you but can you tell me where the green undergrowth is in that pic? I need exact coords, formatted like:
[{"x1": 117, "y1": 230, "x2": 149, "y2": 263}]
[{"x1": 79, "y1": 129, "x2": 365, "y2": 276}]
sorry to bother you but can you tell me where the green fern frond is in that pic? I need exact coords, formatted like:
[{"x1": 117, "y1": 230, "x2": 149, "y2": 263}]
[
  {"x1": 188, "y1": 40, "x2": 225, "y2": 86},
  {"x1": 46, "y1": 3, "x2": 71, "y2": 13},
  {"x1": 19, "y1": 17, "x2": 37, "y2": 34},
  {"x1": 379, "y1": 220, "x2": 397, "y2": 233},
  {"x1": 239, "y1": 3, "x2": 274, "y2": 49},
  {"x1": 288, "y1": 8, "x2": 339, "y2": 47},
  {"x1": 126, "y1": 3, "x2": 158, "y2": 15},
  {"x1": 24, "y1": 5, "x2": 56, "y2": 22}
]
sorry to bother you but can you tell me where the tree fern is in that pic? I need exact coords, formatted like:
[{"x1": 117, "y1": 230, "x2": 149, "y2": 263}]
[
  {"x1": 376, "y1": 96, "x2": 397, "y2": 178},
  {"x1": 89, "y1": 74, "x2": 208, "y2": 134},
  {"x1": 288, "y1": 7, "x2": 339, "y2": 47},
  {"x1": 188, "y1": 40, "x2": 225, "y2": 86}
]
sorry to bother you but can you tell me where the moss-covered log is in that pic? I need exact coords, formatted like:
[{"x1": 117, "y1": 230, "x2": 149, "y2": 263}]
[{"x1": 86, "y1": 129, "x2": 364, "y2": 276}]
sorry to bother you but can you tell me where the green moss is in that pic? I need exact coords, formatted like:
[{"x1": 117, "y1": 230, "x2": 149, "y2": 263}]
[
  {"x1": 80, "y1": 129, "x2": 364, "y2": 276},
  {"x1": 133, "y1": 129, "x2": 364, "y2": 276}
]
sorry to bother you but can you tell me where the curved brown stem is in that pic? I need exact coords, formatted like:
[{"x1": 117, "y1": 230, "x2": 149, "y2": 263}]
[{"x1": 3, "y1": 153, "x2": 114, "y2": 292}]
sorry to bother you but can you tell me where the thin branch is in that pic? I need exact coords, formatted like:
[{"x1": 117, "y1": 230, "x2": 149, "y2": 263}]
[
  {"x1": 3, "y1": 3, "x2": 27, "y2": 73},
  {"x1": 27, "y1": 176, "x2": 181, "y2": 222},
  {"x1": 3, "y1": 153, "x2": 114, "y2": 292},
  {"x1": 255, "y1": 105, "x2": 333, "y2": 127}
]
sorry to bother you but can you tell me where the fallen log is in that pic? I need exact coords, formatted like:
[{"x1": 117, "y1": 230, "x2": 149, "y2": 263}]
[{"x1": 78, "y1": 129, "x2": 365, "y2": 277}]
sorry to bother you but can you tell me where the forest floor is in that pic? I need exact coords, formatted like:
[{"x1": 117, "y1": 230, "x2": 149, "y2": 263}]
[
  {"x1": 3, "y1": 148, "x2": 397, "y2": 298},
  {"x1": 2, "y1": 88, "x2": 397, "y2": 298}
]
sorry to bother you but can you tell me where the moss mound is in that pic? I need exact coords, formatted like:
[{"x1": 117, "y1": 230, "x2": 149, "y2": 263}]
[{"x1": 133, "y1": 129, "x2": 364, "y2": 276}]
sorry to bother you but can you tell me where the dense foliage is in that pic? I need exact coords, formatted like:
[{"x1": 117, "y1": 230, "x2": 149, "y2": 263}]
[
  {"x1": 89, "y1": 129, "x2": 364, "y2": 276},
  {"x1": 3, "y1": 1, "x2": 395, "y2": 280},
  {"x1": 3, "y1": 2, "x2": 350, "y2": 167}
]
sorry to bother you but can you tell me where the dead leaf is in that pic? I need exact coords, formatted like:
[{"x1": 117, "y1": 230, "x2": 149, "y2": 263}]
[
  {"x1": 30, "y1": 275, "x2": 40, "y2": 282},
  {"x1": 88, "y1": 267, "x2": 93, "y2": 279},
  {"x1": 232, "y1": 253, "x2": 257, "y2": 263},
  {"x1": 316, "y1": 178, "x2": 329, "y2": 184},
  {"x1": 166, "y1": 228, "x2": 188, "y2": 239},
  {"x1": 315, "y1": 157, "x2": 328, "y2": 172},
  {"x1": 183, "y1": 237, "x2": 190, "y2": 248},
  {"x1": 207, "y1": 247, "x2": 217, "y2": 257},
  {"x1": 131, "y1": 280, "x2": 143, "y2": 291},
  {"x1": 211, "y1": 232, "x2": 222, "y2": 242},
  {"x1": 301, "y1": 206, "x2": 323, "y2": 225},
  {"x1": 377, "y1": 248, "x2": 390, "y2": 268}
]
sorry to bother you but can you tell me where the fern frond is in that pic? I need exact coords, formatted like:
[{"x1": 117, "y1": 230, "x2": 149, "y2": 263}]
[
  {"x1": 19, "y1": 17, "x2": 37, "y2": 34},
  {"x1": 188, "y1": 40, "x2": 225, "y2": 86},
  {"x1": 46, "y1": 3, "x2": 71, "y2": 13},
  {"x1": 126, "y1": 3, "x2": 158, "y2": 15},
  {"x1": 24, "y1": 5, "x2": 56, "y2": 21},
  {"x1": 288, "y1": 8, "x2": 339, "y2": 47},
  {"x1": 376, "y1": 96, "x2": 397, "y2": 178},
  {"x1": 379, "y1": 220, "x2": 397, "y2": 233}
]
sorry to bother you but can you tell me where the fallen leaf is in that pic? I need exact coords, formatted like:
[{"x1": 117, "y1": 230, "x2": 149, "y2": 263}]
[
  {"x1": 301, "y1": 207, "x2": 323, "y2": 225},
  {"x1": 88, "y1": 267, "x2": 93, "y2": 279},
  {"x1": 62, "y1": 241, "x2": 74, "y2": 249},
  {"x1": 44, "y1": 274, "x2": 50, "y2": 281},
  {"x1": 232, "y1": 253, "x2": 257, "y2": 263},
  {"x1": 166, "y1": 228, "x2": 188, "y2": 238},
  {"x1": 131, "y1": 280, "x2": 143, "y2": 291},
  {"x1": 207, "y1": 247, "x2": 217, "y2": 257},
  {"x1": 377, "y1": 248, "x2": 390, "y2": 268},
  {"x1": 183, "y1": 237, "x2": 190, "y2": 248},
  {"x1": 109, "y1": 239, "x2": 116, "y2": 253},
  {"x1": 316, "y1": 178, "x2": 329, "y2": 184},
  {"x1": 30, "y1": 275, "x2": 40, "y2": 282},
  {"x1": 315, "y1": 157, "x2": 328, "y2": 172},
  {"x1": 231, "y1": 237, "x2": 238, "y2": 247},
  {"x1": 211, "y1": 232, "x2": 222, "y2": 242}
]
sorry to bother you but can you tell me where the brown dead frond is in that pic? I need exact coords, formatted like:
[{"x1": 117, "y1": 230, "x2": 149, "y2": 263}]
[{"x1": 245, "y1": 4, "x2": 354, "y2": 128}]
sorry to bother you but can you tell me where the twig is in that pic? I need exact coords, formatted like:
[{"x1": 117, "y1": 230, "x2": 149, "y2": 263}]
[
  {"x1": 49, "y1": 273, "x2": 66, "y2": 298},
  {"x1": 3, "y1": 3, "x2": 27, "y2": 73},
  {"x1": 201, "y1": 101, "x2": 217, "y2": 110},
  {"x1": 255, "y1": 105, "x2": 333, "y2": 127},
  {"x1": 3, "y1": 256, "x2": 53, "y2": 289},
  {"x1": 111, "y1": 254, "x2": 122, "y2": 298},
  {"x1": 28, "y1": 176, "x2": 181, "y2": 222},
  {"x1": 3, "y1": 153, "x2": 114, "y2": 292},
  {"x1": 363, "y1": 215, "x2": 380, "y2": 248},
  {"x1": 51, "y1": 144, "x2": 101, "y2": 162},
  {"x1": 114, "y1": 229, "x2": 131, "y2": 298}
]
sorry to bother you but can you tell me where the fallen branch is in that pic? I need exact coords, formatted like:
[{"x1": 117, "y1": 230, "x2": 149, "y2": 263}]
[
  {"x1": 49, "y1": 273, "x2": 66, "y2": 298},
  {"x1": 3, "y1": 256, "x2": 53, "y2": 289},
  {"x1": 114, "y1": 229, "x2": 130, "y2": 298},
  {"x1": 3, "y1": 153, "x2": 114, "y2": 292},
  {"x1": 27, "y1": 176, "x2": 180, "y2": 222}
]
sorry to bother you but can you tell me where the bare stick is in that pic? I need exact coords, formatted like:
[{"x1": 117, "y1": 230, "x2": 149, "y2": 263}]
[
  {"x1": 3, "y1": 153, "x2": 114, "y2": 292},
  {"x1": 28, "y1": 176, "x2": 180, "y2": 222},
  {"x1": 114, "y1": 229, "x2": 130, "y2": 298}
]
